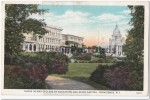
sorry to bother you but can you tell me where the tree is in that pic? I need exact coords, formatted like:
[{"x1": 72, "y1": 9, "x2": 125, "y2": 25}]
[
  {"x1": 99, "y1": 47, "x2": 106, "y2": 58},
  {"x1": 91, "y1": 45, "x2": 97, "y2": 53},
  {"x1": 123, "y1": 6, "x2": 144, "y2": 70},
  {"x1": 5, "y1": 4, "x2": 48, "y2": 64}
]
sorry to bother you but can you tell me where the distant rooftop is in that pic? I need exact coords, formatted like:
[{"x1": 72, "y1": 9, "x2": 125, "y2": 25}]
[
  {"x1": 62, "y1": 34, "x2": 84, "y2": 39},
  {"x1": 46, "y1": 25, "x2": 63, "y2": 30}
]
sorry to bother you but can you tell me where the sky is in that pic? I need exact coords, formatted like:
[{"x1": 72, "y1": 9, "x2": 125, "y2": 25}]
[{"x1": 29, "y1": 5, "x2": 132, "y2": 46}]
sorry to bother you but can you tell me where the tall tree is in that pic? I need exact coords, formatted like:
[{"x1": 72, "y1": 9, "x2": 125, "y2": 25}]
[
  {"x1": 99, "y1": 47, "x2": 106, "y2": 58},
  {"x1": 5, "y1": 4, "x2": 48, "y2": 64},
  {"x1": 123, "y1": 6, "x2": 144, "y2": 69}
]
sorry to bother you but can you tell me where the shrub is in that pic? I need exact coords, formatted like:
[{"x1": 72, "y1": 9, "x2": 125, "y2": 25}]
[
  {"x1": 74, "y1": 61, "x2": 78, "y2": 63},
  {"x1": 73, "y1": 53, "x2": 91, "y2": 61},
  {"x1": 90, "y1": 65, "x2": 106, "y2": 84},
  {"x1": 97, "y1": 58, "x2": 104, "y2": 63},
  {"x1": 116, "y1": 57, "x2": 126, "y2": 61},
  {"x1": 90, "y1": 62, "x2": 143, "y2": 90},
  {"x1": 51, "y1": 60, "x2": 68, "y2": 74},
  {"x1": 4, "y1": 74, "x2": 46, "y2": 89},
  {"x1": 103, "y1": 56, "x2": 116, "y2": 63},
  {"x1": 4, "y1": 65, "x2": 48, "y2": 89},
  {"x1": 91, "y1": 56, "x2": 117, "y2": 63},
  {"x1": 128, "y1": 71, "x2": 143, "y2": 90},
  {"x1": 44, "y1": 53, "x2": 69, "y2": 74},
  {"x1": 6, "y1": 52, "x2": 69, "y2": 74}
]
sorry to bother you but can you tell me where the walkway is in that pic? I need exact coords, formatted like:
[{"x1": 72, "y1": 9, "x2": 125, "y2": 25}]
[{"x1": 45, "y1": 76, "x2": 95, "y2": 90}]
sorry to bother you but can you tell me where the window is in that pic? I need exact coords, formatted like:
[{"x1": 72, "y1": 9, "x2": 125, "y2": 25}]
[
  {"x1": 29, "y1": 44, "x2": 32, "y2": 51},
  {"x1": 34, "y1": 44, "x2": 36, "y2": 51},
  {"x1": 46, "y1": 45, "x2": 48, "y2": 49}
]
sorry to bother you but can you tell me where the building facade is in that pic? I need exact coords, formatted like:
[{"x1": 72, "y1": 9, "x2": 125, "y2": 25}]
[
  {"x1": 22, "y1": 25, "x2": 84, "y2": 53},
  {"x1": 108, "y1": 24, "x2": 125, "y2": 57},
  {"x1": 62, "y1": 34, "x2": 84, "y2": 48}
]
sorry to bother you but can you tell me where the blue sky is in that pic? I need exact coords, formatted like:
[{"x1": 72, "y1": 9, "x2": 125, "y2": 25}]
[
  {"x1": 30, "y1": 5, "x2": 132, "y2": 46},
  {"x1": 38, "y1": 5, "x2": 129, "y2": 16}
]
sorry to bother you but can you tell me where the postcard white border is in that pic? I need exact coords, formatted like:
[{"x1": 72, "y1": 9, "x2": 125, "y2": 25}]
[{"x1": 0, "y1": 0, "x2": 149, "y2": 98}]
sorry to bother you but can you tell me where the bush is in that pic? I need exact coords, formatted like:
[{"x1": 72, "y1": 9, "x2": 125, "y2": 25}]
[
  {"x1": 103, "y1": 56, "x2": 116, "y2": 63},
  {"x1": 4, "y1": 74, "x2": 46, "y2": 89},
  {"x1": 90, "y1": 65, "x2": 106, "y2": 85},
  {"x1": 73, "y1": 53, "x2": 91, "y2": 61},
  {"x1": 6, "y1": 52, "x2": 69, "y2": 74},
  {"x1": 90, "y1": 56, "x2": 117, "y2": 63},
  {"x1": 128, "y1": 71, "x2": 143, "y2": 90},
  {"x1": 51, "y1": 60, "x2": 68, "y2": 74},
  {"x1": 4, "y1": 65, "x2": 48, "y2": 89},
  {"x1": 116, "y1": 57, "x2": 126, "y2": 61},
  {"x1": 96, "y1": 58, "x2": 104, "y2": 63},
  {"x1": 43, "y1": 52, "x2": 69, "y2": 74},
  {"x1": 90, "y1": 62, "x2": 143, "y2": 90}
]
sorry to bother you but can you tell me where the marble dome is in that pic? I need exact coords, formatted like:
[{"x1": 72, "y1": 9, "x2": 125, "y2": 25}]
[{"x1": 113, "y1": 25, "x2": 121, "y2": 36}]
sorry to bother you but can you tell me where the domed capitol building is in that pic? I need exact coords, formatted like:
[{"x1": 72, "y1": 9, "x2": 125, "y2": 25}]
[{"x1": 108, "y1": 24, "x2": 125, "y2": 57}]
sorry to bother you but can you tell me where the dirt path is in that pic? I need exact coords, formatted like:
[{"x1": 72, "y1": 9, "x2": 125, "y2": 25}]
[{"x1": 45, "y1": 75, "x2": 95, "y2": 90}]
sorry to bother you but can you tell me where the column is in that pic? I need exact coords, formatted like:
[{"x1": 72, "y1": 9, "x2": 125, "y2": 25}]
[
  {"x1": 120, "y1": 46, "x2": 122, "y2": 56},
  {"x1": 115, "y1": 46, "x2": 118, "y2": 56},
  {"x1": 32, "y1": 44, "x2": 34, "y2": 52},
  {"x1": 54, "y1": 39, "x2": 56, "y2": 44},
  {"x1": 44, "y1": 45, "x2": 45, "y2": 51},
  {"x1": 117, "y1": 46, "x2": 119, "y2": 56},
  {"x1": 27, "y1": 44, "x2": 29, "y2": 51},
  {"x1": 36, "y1": 44, "x2": 39, "y2": 52},
  {"x1": 69, "y1": 47, "x2": 71, "y2": 54},
  {"x1": 38, "y1": 44, "x2": 40, "y2": 52}
]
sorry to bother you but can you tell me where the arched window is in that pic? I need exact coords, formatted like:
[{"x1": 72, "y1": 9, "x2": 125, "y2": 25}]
[
  {"x1": 34, "y1": 44, "x2": 36, "y2": 51},
  {"x1": 29, "y1": 44, "x2": 32, "y2": 51}
]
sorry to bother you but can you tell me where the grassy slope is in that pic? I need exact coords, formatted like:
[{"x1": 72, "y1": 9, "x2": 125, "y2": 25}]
[{"x1": 53, "y1": 63, "x2": 111, "y2": 90}]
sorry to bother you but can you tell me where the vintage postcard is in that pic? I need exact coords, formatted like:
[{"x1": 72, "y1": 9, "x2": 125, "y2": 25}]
[{"x1": 1, "y1": 0, "x2": 149, "y2": 98}]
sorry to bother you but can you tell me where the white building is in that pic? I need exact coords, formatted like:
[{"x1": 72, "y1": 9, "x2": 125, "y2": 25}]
[
  {"x1": 22, "y1": 25, "x2": 62, "y2": 52},
  {"x1": 22, "y1": 25, "x2": 84, "y2": 53},
  {"x1": 62, "y1": 34, "x2": 84, "y2": 48},
  {"x1": 108, "y1": 24, "x2": 125, "y2": 57}
]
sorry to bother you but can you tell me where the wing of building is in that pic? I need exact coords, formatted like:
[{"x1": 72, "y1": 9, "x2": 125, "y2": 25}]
[
  {"x1": 22, "y1": 25, "x2": 84, "y2": 53},
  {"x1": 108, "y1": 24, "x2": 125, "y2": 57}
]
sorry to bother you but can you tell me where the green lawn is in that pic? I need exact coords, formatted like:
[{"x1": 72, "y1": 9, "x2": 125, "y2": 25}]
[{"x1": 53, "y1": 63, "x2": 112, "y2": 90}]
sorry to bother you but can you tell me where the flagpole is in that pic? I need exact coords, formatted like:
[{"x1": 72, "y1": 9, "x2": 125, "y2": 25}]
[{"x1": 98, "y1": 31, "x2": 99, "y2": 46}]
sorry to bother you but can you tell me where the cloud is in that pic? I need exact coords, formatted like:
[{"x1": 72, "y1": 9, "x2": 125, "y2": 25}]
[
  {"x1": 29, "y1": 11, "x2": 130, "y2": 46},
  {"x1": 120, "y1": 9, "x2": 131, "y2": 14},
  {"x1": 57, "y1": 10, "x2": 90, "y2": 25},
  {"x1": 94, "y1": 13, "x2": 125, "y2": 23},
  {"x1": 60, "y1": 10, "x2": 89, "y2": 18},
  {"x1": 29, "y1": 10, "x2": 91, "y2": 27}
]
